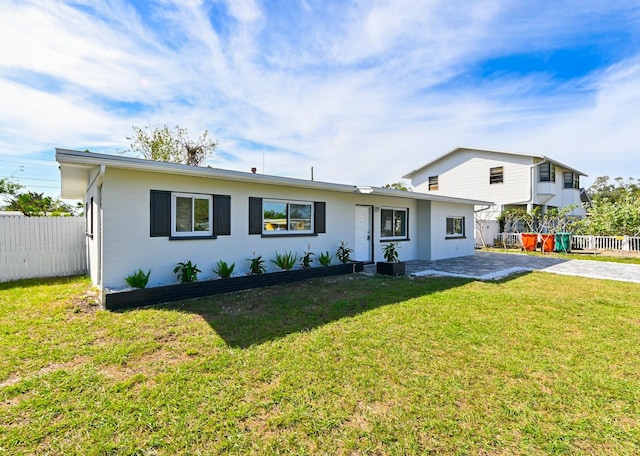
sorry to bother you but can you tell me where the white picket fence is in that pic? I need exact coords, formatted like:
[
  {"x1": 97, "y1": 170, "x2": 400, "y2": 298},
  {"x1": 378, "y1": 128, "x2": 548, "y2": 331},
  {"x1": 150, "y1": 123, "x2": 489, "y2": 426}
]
[
  {"x1": 0, "y1": 216, "x2": 87, "y2": 283},
  {"x1": 496, "y1": 233, "x2": 640, "y2": 252},
  {"x1": 571, "y1": 235, "x2": 640, "y2": 252}
]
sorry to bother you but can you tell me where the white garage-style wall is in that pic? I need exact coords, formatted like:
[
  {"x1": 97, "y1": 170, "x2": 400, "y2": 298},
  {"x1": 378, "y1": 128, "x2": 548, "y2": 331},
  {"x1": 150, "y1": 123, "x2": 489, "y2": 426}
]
[
  {"x1": 100, "y1": 167, "x2": 424, "y2": 289},
  {"x1": 428, "y1": 201, "x2": 476, "y2": 261}
]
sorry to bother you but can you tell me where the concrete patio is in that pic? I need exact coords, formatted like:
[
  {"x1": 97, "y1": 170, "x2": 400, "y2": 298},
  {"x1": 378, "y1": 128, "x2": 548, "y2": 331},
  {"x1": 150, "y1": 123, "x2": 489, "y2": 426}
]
[{"x1": 363, "y1": 251, "x2": 640, "y2": 283}]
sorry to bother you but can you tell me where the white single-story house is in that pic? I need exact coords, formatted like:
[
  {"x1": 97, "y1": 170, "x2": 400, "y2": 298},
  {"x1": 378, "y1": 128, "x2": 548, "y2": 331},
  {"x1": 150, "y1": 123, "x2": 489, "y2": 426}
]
[{"x1": 57, "y1": 149, "x2": 491, "y2": 292}]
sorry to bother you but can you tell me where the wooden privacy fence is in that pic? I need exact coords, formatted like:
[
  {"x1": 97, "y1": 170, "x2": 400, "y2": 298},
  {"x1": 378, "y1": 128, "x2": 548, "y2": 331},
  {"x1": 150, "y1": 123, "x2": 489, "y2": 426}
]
[{"x1": 0, "y1": 216, "x2": 87, "y2": 283}]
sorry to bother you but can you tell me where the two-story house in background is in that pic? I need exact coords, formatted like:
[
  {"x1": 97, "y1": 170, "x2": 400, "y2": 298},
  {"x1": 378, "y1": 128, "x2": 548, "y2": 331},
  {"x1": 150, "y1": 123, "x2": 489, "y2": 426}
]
[{"x1": 403, "y1": 147, "x2": 588, "y2": 246}]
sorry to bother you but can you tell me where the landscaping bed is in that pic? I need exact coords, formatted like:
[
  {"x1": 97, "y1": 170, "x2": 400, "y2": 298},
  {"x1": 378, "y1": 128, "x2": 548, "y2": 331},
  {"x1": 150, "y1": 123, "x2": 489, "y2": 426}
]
[{"x1": 104, "y1": 262, "x2": 364, "y2": 310}]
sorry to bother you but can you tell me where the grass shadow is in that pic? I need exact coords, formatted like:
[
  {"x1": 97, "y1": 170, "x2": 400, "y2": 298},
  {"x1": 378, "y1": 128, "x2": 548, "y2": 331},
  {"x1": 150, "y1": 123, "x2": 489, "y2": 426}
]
[{"x1": 147, "y1": 274, "x2": 474, "y2": 348}]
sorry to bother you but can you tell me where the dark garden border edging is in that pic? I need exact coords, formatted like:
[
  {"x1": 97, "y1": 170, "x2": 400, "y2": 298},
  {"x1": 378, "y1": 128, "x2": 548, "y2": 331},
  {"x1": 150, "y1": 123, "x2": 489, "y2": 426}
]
[{"x1": 104, "y1": 262, "x2": 364, "y2": 310}]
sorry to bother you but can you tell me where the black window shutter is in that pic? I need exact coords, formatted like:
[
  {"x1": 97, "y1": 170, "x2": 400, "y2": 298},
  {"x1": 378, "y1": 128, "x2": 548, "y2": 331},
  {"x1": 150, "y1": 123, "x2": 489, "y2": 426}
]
[
  {"x1": 406, "y1": 208, "x2": 409, "y2": 238},
  {"x1": 89, "y1": 197, "x2": 94, "y2": 235},
  {"x1": 213, "y1": 194, "x2": 231, "y2": 236},
  {"x1": 248, "y1": 197, "x2": 263, "y2": 235},
  {"x1": 150, "y1": 190, "x2": 171, "y2": 237},
  {"x1": 314, "y1": 201, "x2": 326, "y2": 234}
]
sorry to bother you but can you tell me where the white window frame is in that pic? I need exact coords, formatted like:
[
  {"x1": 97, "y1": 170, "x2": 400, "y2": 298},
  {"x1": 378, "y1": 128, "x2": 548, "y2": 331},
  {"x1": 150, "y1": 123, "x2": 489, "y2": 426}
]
[
  {"x1": 489, "y1": 166, "x2": 504, "y2": 184},
  {"x1": 262, "y1": 199, "x2": 314, "y2": 235},
  {"x1": 563, "y1": 172, "x2": 579, "y2": 189},
  {"x1": 539, "y1": 163, "x2": 556, "y2": 182},
  {"x1": 446, "y1": 216, "x2": 465, "y2": 238},
  {"x1": 380, "y1": 207, "x2": 408, "y2": 240},
  {"x1": 171, "y1": 192, "x2": 213, "y2": 237}
]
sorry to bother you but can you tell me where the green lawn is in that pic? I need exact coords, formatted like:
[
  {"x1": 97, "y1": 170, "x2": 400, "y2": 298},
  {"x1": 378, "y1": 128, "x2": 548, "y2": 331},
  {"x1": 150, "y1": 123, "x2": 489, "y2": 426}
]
[
  {"x1": 1, "y1": 273, "x2": 639, "y2": 454},
  {"x1": 484, "y1": 247, "x2": 640, "y2": 264}
]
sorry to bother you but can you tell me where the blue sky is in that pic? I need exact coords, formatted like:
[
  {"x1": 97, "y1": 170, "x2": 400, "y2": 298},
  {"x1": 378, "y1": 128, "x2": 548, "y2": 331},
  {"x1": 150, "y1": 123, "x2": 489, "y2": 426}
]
[{"x1": 1, "y1": 0, "x2": 640, "y2": 200}]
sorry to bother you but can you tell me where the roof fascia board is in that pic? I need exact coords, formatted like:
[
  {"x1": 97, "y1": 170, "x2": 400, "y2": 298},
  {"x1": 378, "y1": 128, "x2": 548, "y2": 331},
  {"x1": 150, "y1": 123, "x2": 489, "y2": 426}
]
[
  {"x1": 56, "y1": 149, "x2": 492, "y2": 205},
  {"x1": 56, "y1": 149, "x2": 357, "y2": 193},
  {"x1": 360, "y1": 185, "x2": 492, "y2": 206},
  {"x1": 536, "y1": 156, "x2": 587, "y2": 176},
  {"x1": 402, "y1": 146, "x2": 587, "y2": 178}
]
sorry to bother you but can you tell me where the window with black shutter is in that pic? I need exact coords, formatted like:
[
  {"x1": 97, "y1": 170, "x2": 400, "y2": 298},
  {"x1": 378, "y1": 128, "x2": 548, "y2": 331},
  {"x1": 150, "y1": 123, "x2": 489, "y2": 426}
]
[
  {"x1": 249, "y1": 197, "x2": 326, "y2": 236},
  {"x1": 150, "y1": 190, "x2": 230, "y2": 239}
]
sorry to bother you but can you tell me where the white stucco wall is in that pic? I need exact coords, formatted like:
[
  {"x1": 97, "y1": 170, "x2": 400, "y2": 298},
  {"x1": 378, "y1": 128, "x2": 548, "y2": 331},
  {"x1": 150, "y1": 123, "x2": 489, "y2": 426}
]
[
  {"x1": 98, "y1": 168, "x2": 446, "y2": 289},
  {"x1": 428, "y1": 201, "x2": 476, "y2": 261}
]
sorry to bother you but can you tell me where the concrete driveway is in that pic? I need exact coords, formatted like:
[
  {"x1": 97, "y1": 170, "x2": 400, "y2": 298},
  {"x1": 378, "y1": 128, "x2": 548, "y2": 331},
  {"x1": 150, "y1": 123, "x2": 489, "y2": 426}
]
[{"x1": 394, "y1": 251, "x2": 640, "y2": 283}]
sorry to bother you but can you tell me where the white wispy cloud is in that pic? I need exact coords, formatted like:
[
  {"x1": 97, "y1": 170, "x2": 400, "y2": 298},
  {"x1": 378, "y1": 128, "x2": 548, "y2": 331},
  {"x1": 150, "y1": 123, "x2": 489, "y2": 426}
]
[{"x1": 1, "y1": 0, "x2": 639, "y2": 197}]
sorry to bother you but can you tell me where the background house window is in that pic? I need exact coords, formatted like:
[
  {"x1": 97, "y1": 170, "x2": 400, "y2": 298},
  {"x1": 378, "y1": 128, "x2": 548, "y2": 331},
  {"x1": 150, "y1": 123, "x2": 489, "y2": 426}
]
[
  {"x1": 381, "y1": 208, "x2": 408, "y2": 239},
  {"x1": 446, "y1": 216, "x2": 465, "y2": 237},
  {"x1": 564, "y1": 172, "x2": 579, "y2": 189},
  {"x1": 172, "y1": 193, "x2": 213, "y2": 237},
  {"x1": 428, "y1": 176, "x2": 439, "y2": 190},
  {"x1": 539, "y1": 163, "x2": 556, "y2": 182},
  {"x1": 263, "y1": 199, "x2": 313, "y2": 233},
  {"x1": 489, "y1": 166, "x2": 504, "y2": 184}
]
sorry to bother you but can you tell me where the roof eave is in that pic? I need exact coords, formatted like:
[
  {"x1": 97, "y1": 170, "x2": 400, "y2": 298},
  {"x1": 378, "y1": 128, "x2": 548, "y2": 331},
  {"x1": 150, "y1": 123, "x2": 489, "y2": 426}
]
[
  {"x1": 359, "y1": 186, "x2": 492, "y2": 206},
  {"x1": 56, "y1": 149, "x2": 492, "y2": 206},
  {"x1": 56, "y1": 149, "x2": 359, "y2": 194},
  {"x1": 403, "y1": 146, "x2": 588, "y2": 178}
]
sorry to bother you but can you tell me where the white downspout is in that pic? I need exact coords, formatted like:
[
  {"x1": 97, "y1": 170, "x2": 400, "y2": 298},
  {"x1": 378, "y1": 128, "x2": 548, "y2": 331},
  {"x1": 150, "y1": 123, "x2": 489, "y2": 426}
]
[
  {"x1": 87, "y1": 165, "x2": 105, "y2": 293},
  {"x1": 527, "y1": 159, "x2": 546, "y2": 212}
]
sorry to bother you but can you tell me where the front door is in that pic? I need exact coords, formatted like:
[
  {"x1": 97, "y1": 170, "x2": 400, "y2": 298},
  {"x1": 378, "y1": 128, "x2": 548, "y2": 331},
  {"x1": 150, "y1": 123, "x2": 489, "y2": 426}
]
[{"x1": 355, "y1": 205, "x2": 373, "y2": 262}]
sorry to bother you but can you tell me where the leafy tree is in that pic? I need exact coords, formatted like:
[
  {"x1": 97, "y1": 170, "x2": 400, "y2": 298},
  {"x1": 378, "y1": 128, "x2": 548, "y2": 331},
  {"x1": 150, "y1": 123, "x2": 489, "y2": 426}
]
[
  {"x1": 6, "y1": 191, "x2": 74, "y2": 217},
  {"x1": 0, "y1": 178, "x2": 23, "y2": 202},
  {"x1": 499, "y1": 205, "x2": 580, "y2": 234},
  {"x1": 127, "y1": 124, "x2": 217, "y2": 166},
  {"x1": 498, "y1": 208, "x2": 528, "y2": 233},
  {"x1": 588, "y1": 176, "x2": 639, "y2": 204},
  {"x1": 584, "y1": 193, "x2": 640, "y2": 236},
  {"x1": 383, "y1": 181, "x2": 411, "y2": 191},
  {"x1": 584, "y1": 176, "x2": 640, "y2": 235}
]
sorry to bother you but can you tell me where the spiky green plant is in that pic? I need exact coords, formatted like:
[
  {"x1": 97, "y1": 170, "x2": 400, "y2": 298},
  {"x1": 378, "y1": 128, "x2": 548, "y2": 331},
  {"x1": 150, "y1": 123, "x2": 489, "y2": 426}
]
[
  {"x1": 125, "y1": 269, "x2": 151, "y2": 289},
  {"x1": 318, "y1": 251, "x2": 333, "y2": 266},
  {"x1": 213, "y1": 260, "x2": 235, "y2": 279},
  {"x1": 271, "y1": 251, "x2": 298, "y2": 270}
]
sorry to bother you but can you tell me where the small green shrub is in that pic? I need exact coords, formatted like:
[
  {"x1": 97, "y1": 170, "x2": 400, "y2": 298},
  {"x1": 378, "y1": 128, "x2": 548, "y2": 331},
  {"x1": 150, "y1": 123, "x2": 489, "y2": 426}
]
[
  {"x1": 318, "y1": 251, "x2": 333, "y2": 266},
  {"x1": 125, "y1": 269, "x2": 151, "y2": 289},
  {"x1": 300, "y1": 245, "x2": 314, "y2": 269},
  {"x1": 247, "y1": 253, "x2": 266, "y2": 274},
  {"x1": 271, "y1": 251, "x2": 298, "y2": 270},
  {"x1": 173, "y1": 260, "x2": 201, "y2": 283},
  {"x1": 336, "y1": 241, "x2": 353, "y2": 264},
  {"x1": 213, "y1": 260, "x2": 235, "y2": 279},
  {"x1": 382, "y1": 242, "x2": 400, "y2": 263}
]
